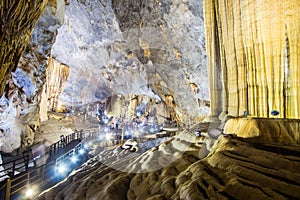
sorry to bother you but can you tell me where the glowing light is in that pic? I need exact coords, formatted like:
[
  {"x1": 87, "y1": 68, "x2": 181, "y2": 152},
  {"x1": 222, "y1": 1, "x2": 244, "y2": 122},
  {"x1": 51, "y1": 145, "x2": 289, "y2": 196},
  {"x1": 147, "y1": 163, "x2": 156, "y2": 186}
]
[
  {"x1": 57, "y1": 164, "x2": 67, "y2": 174},
  {"x1": 150, "y1": 127, "x2": 155, "y2": 133},
  {"x1": 24, "y1": 185, "x2": 39, "y2": 199},
  {"x1": 25, "y1": 189, "x2": 33, "y2": 198},
  {"x1": 105, "y1": 134, "x2": 112, "y2": 140},
  {"x1": 79, "y1": 149, "x2": 85, "y2": 155},
  {"x1": 71, "y1": 156, "x2": 78, "y2": 163}
]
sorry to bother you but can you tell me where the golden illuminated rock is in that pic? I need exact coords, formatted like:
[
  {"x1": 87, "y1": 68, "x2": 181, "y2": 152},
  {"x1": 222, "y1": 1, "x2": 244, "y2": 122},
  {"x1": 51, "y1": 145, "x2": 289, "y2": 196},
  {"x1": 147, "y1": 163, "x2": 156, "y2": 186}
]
[
  {"x1": 224, "y1": 118, "x2": 300, "y2": 145},
  {"x1": 0, "y1": 0, "x2": 48, "y2": 96},
  {"x1": 203, "y1": 0, "x2": 300, "y2": 119},
  {"x1": 46, "y1": 58, "x2": 69, "y2": 112}
]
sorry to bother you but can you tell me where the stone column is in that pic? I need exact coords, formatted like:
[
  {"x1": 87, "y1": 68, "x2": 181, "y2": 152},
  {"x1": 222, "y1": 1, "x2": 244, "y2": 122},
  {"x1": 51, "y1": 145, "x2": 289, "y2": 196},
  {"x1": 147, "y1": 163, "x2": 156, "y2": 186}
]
[{"x1": 203, "y1": 0, "x2": 223, "y2": 121}]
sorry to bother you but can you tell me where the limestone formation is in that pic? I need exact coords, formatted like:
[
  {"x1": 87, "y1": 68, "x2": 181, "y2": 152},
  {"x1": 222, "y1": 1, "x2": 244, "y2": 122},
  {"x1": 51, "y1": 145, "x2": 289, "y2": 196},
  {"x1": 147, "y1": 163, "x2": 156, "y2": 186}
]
[
  {"x1": 0, "y1": 0, "x2": 66, "y2": 151},
  {"x1": 35, "y1": 134, "x2": 300, "y2": 199},
  {"x1": 203, "y1": 0, "x2": 300, "y2": 118},
  {"x1": 0, "y1": 0, "x2": 48, "y2": 96},
  {"x1": 224, "y1": 118, "x2": 300, "y2": 145}
]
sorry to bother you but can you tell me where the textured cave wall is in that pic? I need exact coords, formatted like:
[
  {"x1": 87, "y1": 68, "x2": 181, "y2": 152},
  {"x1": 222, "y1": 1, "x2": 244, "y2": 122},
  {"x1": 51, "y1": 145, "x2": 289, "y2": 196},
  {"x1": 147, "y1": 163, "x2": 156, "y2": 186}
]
[
  {"x1": 0, "y1": 0, "x2": 48, "y2": 97},
  {"x1": 51, "y1": 0, "x2": 157, "y2": 110},
  {"x1": 45, "y1": 58, "x2": 70, "y2": 112},
  {"x1": 0, "y1": 0, "x2": 66, "y2": 151},
  {"x1": 51, "y1": 0, "x2": 209, "y2": 126},
  {"x1": 203, "y1": 0, "x2": 300, "y2": 119},
  {"x1": 112, "y1": 0, "x2": 209, "y2": 124},
  {"x1": 105, "y1": 94, "x2": 169, "y2": 126}
]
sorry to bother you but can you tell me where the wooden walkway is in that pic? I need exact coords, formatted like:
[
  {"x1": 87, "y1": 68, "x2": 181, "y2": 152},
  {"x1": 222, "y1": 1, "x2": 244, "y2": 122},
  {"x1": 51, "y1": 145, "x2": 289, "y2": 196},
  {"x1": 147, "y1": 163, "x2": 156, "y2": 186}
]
[
  {"x1": 0, "y1": 129, "x2": 165, "y2": 199},
  {"x1": 0, "y1": 131, "x2": 85, "y2": 200}
]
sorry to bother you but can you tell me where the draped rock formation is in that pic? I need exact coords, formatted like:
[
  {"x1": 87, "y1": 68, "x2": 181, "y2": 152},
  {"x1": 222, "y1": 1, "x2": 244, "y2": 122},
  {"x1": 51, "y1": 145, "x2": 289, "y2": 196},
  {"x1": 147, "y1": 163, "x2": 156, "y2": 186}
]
[
  {"x1": 40, "y1": 58, "x2": 70, "y2": 121},
  {"x1": 203, "y1": 0, "x2": 300, "y2": 119}
]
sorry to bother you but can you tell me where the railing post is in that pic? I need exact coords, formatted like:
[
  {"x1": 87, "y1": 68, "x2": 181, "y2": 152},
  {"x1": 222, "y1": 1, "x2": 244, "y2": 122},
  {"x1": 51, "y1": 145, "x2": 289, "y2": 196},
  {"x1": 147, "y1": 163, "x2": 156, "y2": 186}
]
[
  {"x1": 49, "y1": 146, "x2": 52, "y2": 159},
  {"x1": 12, "y1": 161, "x2": 15, "y2": 177},
  {"x1": 27, "y1": 172, "x2": 30, "y2": 185},
  {"x1": 5, "y1": 178, "x2": 11, "y2": 200},
  {"x1": 80, "y1": 130, "x2": 83, "y2": 139},
  {"x1": 54, "y1": 143, "x2": 57, "y2": 155}
]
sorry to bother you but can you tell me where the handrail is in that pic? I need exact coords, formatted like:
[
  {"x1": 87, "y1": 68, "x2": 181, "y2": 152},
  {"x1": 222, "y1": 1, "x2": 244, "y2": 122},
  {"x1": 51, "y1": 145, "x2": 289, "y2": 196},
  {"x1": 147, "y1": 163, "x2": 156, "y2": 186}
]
[
  {"x1": 0, "y1": 128, "x2": 155, "y2": 199},
  {"x1": 0, "y1": 130, "x2": 84, "y2": 182},
  {"x1": 47, "y1": 130, "x2": 84, "y2": 160},
  {"x1": 0, "y1": 130, "x2": 87, "y2": 200},
  {"x1": 54, "y1": 142, "x2": 85, "y2": 173},
  {"x1": 0, "y1": 155, "x2": 30, "y2": 180}
]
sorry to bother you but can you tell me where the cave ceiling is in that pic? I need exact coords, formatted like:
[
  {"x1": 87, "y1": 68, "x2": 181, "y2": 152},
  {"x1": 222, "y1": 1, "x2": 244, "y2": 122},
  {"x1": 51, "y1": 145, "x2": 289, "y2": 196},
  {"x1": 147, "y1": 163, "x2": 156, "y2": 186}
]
[{"x1": 50, "y1": 0, "x2": 209, "y2": 118}]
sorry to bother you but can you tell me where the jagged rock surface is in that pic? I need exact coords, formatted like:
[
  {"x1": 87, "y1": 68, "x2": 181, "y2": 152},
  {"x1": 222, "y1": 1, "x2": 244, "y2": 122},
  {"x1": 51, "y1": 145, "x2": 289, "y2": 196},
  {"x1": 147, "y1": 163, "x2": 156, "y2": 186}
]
[
  {"x1": 224, "y1": 118, "x2": 300, "y2": 145},
  {"x1": 112, "y1": 0, "x2": 209, "y2": 123},
  {"x1": 51, "y1": 0, "x2": 209, "y2": 125},
  {"x1": 0, "y1": 0, "x2": 66, "y2": 150},
  {"x1": 0, "y1": 0, "x2": 48, "y2": 96}
]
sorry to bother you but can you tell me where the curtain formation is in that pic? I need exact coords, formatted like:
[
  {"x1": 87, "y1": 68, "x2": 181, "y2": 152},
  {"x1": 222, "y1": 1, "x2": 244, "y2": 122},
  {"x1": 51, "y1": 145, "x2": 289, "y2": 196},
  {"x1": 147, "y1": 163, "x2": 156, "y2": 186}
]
[{"x1": 203, "y1": 0, "x2": 300, "y2": 118}]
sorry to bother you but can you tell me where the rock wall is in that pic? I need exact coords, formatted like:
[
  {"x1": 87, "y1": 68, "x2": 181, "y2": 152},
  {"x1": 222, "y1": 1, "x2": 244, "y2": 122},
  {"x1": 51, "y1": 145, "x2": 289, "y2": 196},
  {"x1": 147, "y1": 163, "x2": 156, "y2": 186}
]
[
  {"x1": 0, "y1": 0, "x2": 48, "y2": 96},
  {"x1": 203, "y1": 0, "x2": 300, "y2": 118},
  {"x1": 112, "y1": 0, "x2": 209, "y2": 123},
  {"x1": 0, "y1": 0, "x2": 66, "y2": 151},
  {"x1": 105, "y1": 94, "x2": 169, "y2": 125},
  {"x1": 45, "y1": 58, "x2": 70, "y2": 112},
  {"x1": 50, "y1": 0, "x2": 209, "y2": 126},
  {"x1": 224, "y1": 118, "x2": 300, "y2": 145},
  {"x1": 51, "y1": 0, "x2": 156, "y2": 108}
]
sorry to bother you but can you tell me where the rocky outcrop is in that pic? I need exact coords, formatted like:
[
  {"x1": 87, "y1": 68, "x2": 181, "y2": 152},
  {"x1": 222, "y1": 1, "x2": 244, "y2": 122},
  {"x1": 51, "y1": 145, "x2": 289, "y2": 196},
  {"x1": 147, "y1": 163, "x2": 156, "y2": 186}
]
[
  {"x1": 224, "y1": 118, "x2": 300, "y2": 145},
  {"x1": 35, "y1": 134, "x2": 300, "y2": 199},
  {"x1": 51, "y1": 0, "x2": 156, "y2": 108},
  {"x1": 45, "y1": 58, "x2": 70, "y2": 112},
  {"x1": 112, "y1": 0, "x2": 209, "y2": 124},
  {"x1": 50, "y1": 0, "x2": 209, "y2": 126},
  {"x1": 0, "y1": 0, "x2": 48, "y2": 96},
  {"x1": 203, "y1": 0, "x2": 300, "y2": 118},
  {"x1": 0, "y1": 0, "x2": 66, "y2": 151}
]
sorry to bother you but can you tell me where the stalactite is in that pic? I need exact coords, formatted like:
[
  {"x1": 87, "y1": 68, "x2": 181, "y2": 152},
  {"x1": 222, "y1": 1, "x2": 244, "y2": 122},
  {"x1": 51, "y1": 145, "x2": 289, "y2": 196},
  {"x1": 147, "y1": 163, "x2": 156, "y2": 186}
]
[{"x1": 46, "y1": 58, "x2": 70, "y2": 112}]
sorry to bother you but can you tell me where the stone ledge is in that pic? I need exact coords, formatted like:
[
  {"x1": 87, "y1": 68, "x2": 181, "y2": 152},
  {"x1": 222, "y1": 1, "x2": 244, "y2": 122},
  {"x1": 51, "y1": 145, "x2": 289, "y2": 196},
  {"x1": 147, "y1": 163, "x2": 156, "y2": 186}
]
[{"x1": 224, "y1": 118, "x2": 300, "y2": 145}]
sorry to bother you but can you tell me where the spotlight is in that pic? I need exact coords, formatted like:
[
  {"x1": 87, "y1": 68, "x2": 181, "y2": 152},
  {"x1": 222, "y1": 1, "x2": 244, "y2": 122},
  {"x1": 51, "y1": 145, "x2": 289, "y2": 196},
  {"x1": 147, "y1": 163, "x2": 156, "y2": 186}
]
[
  {"x1": 79, "y1": 148, "x2": 85, "y2": 155},
  {"x1": 57, "y1": 164, "x2": 67, "y2": 174},
  {"x1": 24, "y1": 185, "x2": 39, "y2": 199},
  {"x1": 105, "y1": 134, "x2": 112, "y2": 140},
  {"x1": 150, "y1": 127, "x2": 155, "y2": 133},
  {"x1": 25, "y1": 188, "x2": 33, "y2": 198},
  {"x1": 71, "y1": 156, "x2": 78, "y2": 163}
]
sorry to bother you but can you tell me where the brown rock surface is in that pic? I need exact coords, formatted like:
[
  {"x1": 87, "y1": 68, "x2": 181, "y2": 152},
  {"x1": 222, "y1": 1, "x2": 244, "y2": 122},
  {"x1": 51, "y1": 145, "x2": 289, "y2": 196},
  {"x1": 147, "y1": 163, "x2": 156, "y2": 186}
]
[
  {"x1": 224, "y1": 118, "x2": 300, "y2": 145},
  {"x1": 0, "y1": 0, "x2": 48, "y2": 96}
]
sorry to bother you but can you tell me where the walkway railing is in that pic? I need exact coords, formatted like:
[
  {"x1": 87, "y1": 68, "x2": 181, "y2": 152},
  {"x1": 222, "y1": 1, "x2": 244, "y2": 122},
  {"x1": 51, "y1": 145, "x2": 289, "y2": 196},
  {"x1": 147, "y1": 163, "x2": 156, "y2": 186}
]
[
  {"x1": 0, "y1": 130, "x2": 85, "y2": 200},
  {"x1": 48, "y1": 130, "x2": 84, "y2": 160},
  {"x1": 0, "y1": 128, "x2": 162, "y2": 199}
]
